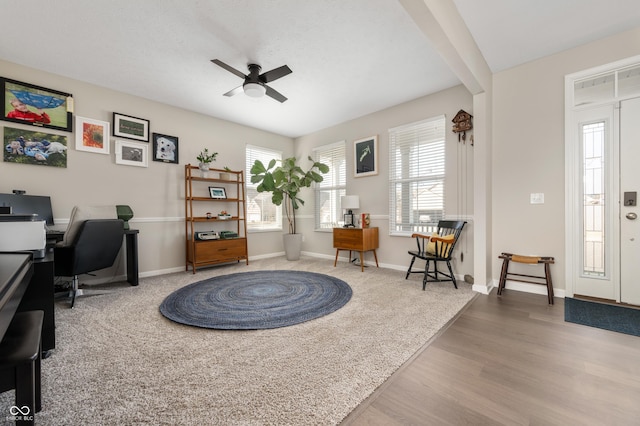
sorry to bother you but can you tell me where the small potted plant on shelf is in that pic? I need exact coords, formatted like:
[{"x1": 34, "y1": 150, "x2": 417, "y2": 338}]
[
  {"x1": 219, "y1": 166, "x2": 233, "y2": 180},
  {"x1": 218, "y1": 210, "x2": 231, "y2": 220},
  {"x1": 196, "y1": 148, "x2": 218, "y2": 177}
]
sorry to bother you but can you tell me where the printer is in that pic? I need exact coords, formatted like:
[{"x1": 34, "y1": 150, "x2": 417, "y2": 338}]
[{"x1": 0, "y1": 214, "x2": 46, "y2": 258}]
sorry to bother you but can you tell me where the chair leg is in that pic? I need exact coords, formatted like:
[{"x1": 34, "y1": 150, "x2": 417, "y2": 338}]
[
  {"x1": 545, "y1": 262, "x2": 554, "y2": 305},
  {"x1": 406, "y1": 256, "x2": 416, "y2": 279},
  {"x1": 446, "y1": 261, "x2": 458, "y2": 289},
  {"x1": 422, "y1": 260, "x2": 430, "y2": 290},
  {"x1": 69, "y1": 275, "x2": 79, "y2": 309},
  {"x1": 497, "y1": 258, "x2": 509, "y2": 296}
]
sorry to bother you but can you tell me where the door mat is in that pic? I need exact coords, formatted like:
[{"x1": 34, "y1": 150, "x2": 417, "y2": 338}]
[{"x1": 564, "y1": 297, "x2": 640, "y2": 337}]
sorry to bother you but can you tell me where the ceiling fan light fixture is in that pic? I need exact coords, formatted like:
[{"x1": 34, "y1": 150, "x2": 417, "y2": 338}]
[{"x1": 243, "y1": 82, "x2": 266, "y2": 98}]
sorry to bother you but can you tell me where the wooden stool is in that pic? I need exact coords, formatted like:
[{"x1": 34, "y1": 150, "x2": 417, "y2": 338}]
[
  {"x1": 497, "y1": 253, "x2": 555, "y2": 304},
  {"x1": 0, "y1": 310, "x2": 44, "y2": 425}
]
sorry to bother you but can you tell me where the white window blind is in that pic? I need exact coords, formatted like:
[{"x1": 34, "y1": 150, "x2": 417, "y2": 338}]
[
  {"x1": 245, "y1": 144, "x2": 282, "y2": 231},
  {"x1": 313, "y1": 141, "x2": 346, "y2": 230},
  {"x1": 389, "y1": 115, "x2": 446, "y2": 236}
]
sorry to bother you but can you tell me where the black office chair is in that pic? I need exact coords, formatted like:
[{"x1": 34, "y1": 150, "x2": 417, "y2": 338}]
[
  {"x1": 405, "y1": 220, "x2": 466, "y2": 290},
  {"x1": 54, "y1": 219, "x2": 124, "y2": 308}
]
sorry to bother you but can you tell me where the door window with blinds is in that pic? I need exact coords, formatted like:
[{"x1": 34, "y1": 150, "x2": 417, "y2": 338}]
[
  {"x1": 389, "y1": 115, "x2": 446, "y2": 236},
  {"x1": 245, "y1": 145, "x2": 282, "y2": 231},
  {"x1": 313, "y1": 141, "x2": 346, "y2": 230}
]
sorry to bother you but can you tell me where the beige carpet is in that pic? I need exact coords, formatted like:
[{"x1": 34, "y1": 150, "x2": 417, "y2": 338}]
[{"x1": 0, "y1": 256, "x2": 475, "y2": 425}]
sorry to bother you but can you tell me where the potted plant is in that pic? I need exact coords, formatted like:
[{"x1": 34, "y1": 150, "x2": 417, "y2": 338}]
[
  {"x1": 250, "y1": 156, "x2": 329, "y2": 260},
  {"x1": 196, "y1": 148, "x2": 218, "y2": 177},
  {"x1": 219, "y1": 166, "x2": 233, "y2": 180}
]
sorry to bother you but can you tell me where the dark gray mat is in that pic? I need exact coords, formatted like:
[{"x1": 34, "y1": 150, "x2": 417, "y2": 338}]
[
  {"x1": 160, "y1": 270, "x2": 352, "y2": 330},
  {"x1": 565, "y1": 297, "x2": 640, "y2": 337}
]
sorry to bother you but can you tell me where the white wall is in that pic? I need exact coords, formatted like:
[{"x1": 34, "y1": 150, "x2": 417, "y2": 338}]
[
  {"x1": 492, "y1": 27, "x2": 640, "y2": 291},
  {"x1": 294, "y1": 84, "x2": 475, "y2": 275},
  {"x1": 0, "y1": 59, "x2": 293, "y2": 277}
]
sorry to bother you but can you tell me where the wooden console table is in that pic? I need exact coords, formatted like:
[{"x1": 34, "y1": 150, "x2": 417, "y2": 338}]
[{"x1": 333, "y1": 227, "x2": 379, "y2": 272}]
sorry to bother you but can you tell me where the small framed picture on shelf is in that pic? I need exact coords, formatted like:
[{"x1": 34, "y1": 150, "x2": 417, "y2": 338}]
[{"x1": 209, "y1": 187, "x2": 227, "y2": 199}]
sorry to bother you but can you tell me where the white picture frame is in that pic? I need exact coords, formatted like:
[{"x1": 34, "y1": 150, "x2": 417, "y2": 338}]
[
  {"x1": 75, "y1": 116, "x2": 109, "y2": 154},
  {"x1": 115, "y1": 140, "x2": 148, "y2": 167}
]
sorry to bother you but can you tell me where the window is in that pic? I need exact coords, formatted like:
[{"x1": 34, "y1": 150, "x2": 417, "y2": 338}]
[
  {"x1": 245, "y1": 145, "x2": 282, "y2": 231},
  {"x1": 389, "y1": 115, "x2": 446, "y2": 236},
  {"x1": 581, "y1": 121, "x2": 606, "y2": 276},
  {"x1": 313, "y1": 141, "x2": 346, "y2": 230}
]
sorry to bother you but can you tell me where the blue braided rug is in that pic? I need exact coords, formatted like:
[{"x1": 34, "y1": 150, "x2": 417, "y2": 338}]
[{"x1": 159, "y1": 270, "x2": 352, "y2": 330}]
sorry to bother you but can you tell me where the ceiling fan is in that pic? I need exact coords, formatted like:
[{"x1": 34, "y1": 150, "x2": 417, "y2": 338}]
[{"x1": 211, "y1": 59, "x2": 292, "y2": 103}]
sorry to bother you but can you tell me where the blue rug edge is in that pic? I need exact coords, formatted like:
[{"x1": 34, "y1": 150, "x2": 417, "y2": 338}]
[{"x1": 564, "y1": 297, "x2": 640, "y2": 337}]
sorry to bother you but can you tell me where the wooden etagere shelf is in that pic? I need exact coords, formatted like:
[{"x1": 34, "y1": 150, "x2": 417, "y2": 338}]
[{"x1": 184, "y1": 164, "x2": 248, "y2": 273}]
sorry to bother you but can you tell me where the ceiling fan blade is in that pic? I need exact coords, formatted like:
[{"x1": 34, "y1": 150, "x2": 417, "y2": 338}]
[
  {"x1": 265, "y1": 85, "x2": 288, "y2": 103},
  {"x1": 211, "y1": 59, "x2": 246, "y2": 79},
  {"x1": 223, "y1": 85, "x2": 244, "y2": 97},
  {"x1": 260, "y1": 65, "x2": 292, "y2": 83}
]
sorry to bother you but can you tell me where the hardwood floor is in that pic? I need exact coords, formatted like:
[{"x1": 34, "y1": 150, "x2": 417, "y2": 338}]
[{"x1": 342, "y1": 289, "x2": 640, "y2": 425}]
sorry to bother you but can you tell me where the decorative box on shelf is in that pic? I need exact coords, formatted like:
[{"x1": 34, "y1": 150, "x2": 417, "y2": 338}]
[{"x1": 218, "y1": 214, "x2": 231, "y2": 220}]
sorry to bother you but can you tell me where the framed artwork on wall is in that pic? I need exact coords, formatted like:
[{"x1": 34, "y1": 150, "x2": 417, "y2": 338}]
[
  {"x1": 75, "y1": 116, "x2": 109, "y2": 154},
  {"x1": 3, "y1": 126, "x2": 68, "y2": 168},
  {"x1": 1, "y1": 77, "x2": 73, "y2": 132},
  {"x1": 152, "y1": 133, "x2": 179, "y2": 163},
  {"x1": 113, "y1": 112, "x2": 150, "y2": 142},
  {"x1": 115, "y1": 140, "x2": 148, "y2": 167},
  {"x1": 353, "y1": 135, "x2": 378, "y2": 177}
]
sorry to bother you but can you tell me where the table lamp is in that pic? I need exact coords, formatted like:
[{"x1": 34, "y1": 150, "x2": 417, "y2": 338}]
[
  {"x1": 341, "y1": 195, "x2": 359, "y2": 228},
  {"x1": 116, "y1": 205, "x2": 134, "y2": 230}
]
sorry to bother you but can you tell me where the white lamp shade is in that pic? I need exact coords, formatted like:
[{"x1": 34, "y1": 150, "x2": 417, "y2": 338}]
[
  {"x1": 244, "y1": 82, "x2": 266, "y2": 98},
  {"x1": 341, "y1": 195, "x2": 360, "y2": 210}
]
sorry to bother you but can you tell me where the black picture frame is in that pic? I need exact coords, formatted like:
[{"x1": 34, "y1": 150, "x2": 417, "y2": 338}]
[
  {"x1": 152, "y1": 133, "x2": 179, "y2": 164},
  {"x1": 354, "y1": 135, "x2": 378, "y2": 177},
  {"x1": 113, "y1": 112, "x2": 150, "y2": 142},
  {"x1": 1, "y1": 77, "x2": 73, "y2": 132},
  {"x1": 209, "y1": 187, "x2": 227, "y2": 199}
]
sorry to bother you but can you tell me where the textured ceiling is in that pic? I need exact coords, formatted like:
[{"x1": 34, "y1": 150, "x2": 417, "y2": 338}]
[{"x1": 0, "y1": 0, "x2": 638, "y2": 138}]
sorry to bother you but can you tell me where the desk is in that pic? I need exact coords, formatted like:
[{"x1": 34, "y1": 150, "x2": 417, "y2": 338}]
[
  {"x1": 125, "y1": 229, "x2": 139, "y2": 286},
  {"x1": 333, "y1": 227, "x2": 379, "y2": 272}
]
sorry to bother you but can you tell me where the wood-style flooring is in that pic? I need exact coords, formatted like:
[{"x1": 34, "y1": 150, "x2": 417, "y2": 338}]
[{"x1": 342, "y1": 289, "x2": 640, "y2": 425}]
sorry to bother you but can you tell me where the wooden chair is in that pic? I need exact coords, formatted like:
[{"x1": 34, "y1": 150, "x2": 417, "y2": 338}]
[{"x1": 405, "y1": 220, "x2": 466, "y2": 290}]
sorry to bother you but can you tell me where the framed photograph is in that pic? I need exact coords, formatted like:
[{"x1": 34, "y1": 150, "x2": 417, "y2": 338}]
[
  {"x1": 113, "y1": 112, "x2": 149, "y2": 142},
  {"x1": 354, "y1": 135, "x2": 378, "y2": 177},
  {"x1": 209, "y1": 187, "x2": 227, "y2": 199},
  {"x1": 1, "y1": 77, "x2": 73, "y2": 132},
  {"x1": 152, "y1": 133, "x2": 179, "y2": 163},
  {"x1": 115, "y1": 140, "x2": 148, "y2": 167},
  {"x1": 75, "y1": 116, "x2": 109, "y2": 154},
  {"x1": 3, "y1": 126, "x2": 68, "y2": 168}
]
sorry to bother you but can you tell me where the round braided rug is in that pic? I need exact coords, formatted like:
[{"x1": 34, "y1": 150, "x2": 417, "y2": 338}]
[{"x1": 159, "y1": 270, "x2": 352, "y2": 330}]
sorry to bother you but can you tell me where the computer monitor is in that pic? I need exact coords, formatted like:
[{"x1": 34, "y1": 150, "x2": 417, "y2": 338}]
[{"x1": 0, "y1": 193, "x2": 55, "y2": 226}]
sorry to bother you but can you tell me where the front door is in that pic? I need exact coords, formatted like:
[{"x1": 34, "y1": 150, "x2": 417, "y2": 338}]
[
  {"x1": 573, "y1": 98, "x2": 640, "y2": 305},
  {"x1": 620, "y1": 97, "x2": 640, "y2": 305}
]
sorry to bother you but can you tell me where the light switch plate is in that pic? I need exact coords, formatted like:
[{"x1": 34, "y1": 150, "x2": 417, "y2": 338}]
[{"x1": 530, "y1": 193, "x2": 544, "y2": 204}]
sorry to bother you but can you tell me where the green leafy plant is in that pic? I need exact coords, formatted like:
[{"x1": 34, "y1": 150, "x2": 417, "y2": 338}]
[
  {"x1": 250, "y1": 156, "x2": 329, "y2": 234},
  {"x1": 196, "y1": 148, "x2": 218, "y2": 164}
]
